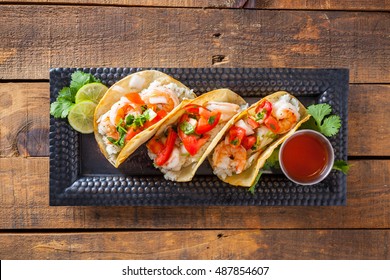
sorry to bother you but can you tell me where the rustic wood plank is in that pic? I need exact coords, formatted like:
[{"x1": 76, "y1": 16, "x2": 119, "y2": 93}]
[
  {"x1": 1, "y1": 6, "x2": 390, "y2": 83},
  {"x1": 1, "y1": 83, "x2": 388, "y2": 158},
  {"x1": 250, "y1": 0, "x2": 390, "y2": 11},
  {"x1": 0, "y1": 157, "x2": 389, "y2": 229},
  {"x1": 0, "y1": 0, "x2": 227, "y2": 8},
  {"x1": 2, "y1": 0, "x2": 389, "y2": 11},
  {"x1": 0, "y1": 83, "x2": 49, "y2": 157},
  {"x1": 0, "y1": 229, "x2": 389, "y2": 259},
  {"x1": 348, "y1": 85, "x2": 390, "y2": 156}
]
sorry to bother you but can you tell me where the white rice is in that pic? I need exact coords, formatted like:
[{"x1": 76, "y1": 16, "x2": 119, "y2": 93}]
[
  {"x1": 212, "y1": 157, "x2": 234, "y2": 180},
  {"x1": 139, "y1": 81, "x2": 194, "y2": 101}
]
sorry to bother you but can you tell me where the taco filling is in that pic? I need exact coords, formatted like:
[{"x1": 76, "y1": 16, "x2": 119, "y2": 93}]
[
  {"x1": 96, "y1": 80, "x2": 194, "y2": 163},
  {"x1": 147, "y1": 101, "x2": 242, "y2": 181},
  {"x1": 211, "y1": 94, "x2": 302, "y2": 180}
]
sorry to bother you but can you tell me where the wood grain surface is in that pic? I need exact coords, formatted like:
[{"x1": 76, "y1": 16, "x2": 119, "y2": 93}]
[
  {"x1": 0, "y1": 1, "x2": 389, "y2": 261},
  {"x1": 1, "y1": 6, "x2": 390, "y2": 82},
  {"x1": 0, "y1": 83, "x2": 49, "y2": 157},
  {"x1": 2, "y1": 0, "x2": 390, "y2": 11},
  {"x1": 1, "y1": 229, "x2": 389, "y2": 259}
]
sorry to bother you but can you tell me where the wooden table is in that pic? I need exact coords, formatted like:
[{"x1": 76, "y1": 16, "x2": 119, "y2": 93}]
[{"x1": 0, "y1": 0, "x2": 389, "y2": 260}]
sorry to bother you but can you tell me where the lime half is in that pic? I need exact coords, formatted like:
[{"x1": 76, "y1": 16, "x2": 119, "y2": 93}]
[
  {"x1": 75, "y1": 83, "x2": 108, "y2": 104},
  {"x1": 68, "y1": 101, "x2": 97, "y2": 133}
]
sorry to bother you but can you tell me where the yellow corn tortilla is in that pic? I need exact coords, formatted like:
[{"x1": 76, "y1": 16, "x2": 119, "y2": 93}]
[
  {"x1": 208, "y1": 91, "x2": 311, "y2": 187},
  {"x1": 149, "y1": 89, "x2": 247, "y2": 182},
  {"x1": 94, "y1": 70, "x2": 196, "y2": 167}
]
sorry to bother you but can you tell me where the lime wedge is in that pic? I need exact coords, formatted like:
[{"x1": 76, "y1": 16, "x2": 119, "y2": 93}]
[
  {"x1": 75, "y1": 83, "x2": 108, "y2": 104},
  {"x1": 68, "y1": 101, "x2": 97, "y2": 133}
]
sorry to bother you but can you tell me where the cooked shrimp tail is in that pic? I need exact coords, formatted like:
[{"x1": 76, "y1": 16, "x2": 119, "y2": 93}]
[{"x1": 211, "y1": 140, "x2": 247, "y2": 179}]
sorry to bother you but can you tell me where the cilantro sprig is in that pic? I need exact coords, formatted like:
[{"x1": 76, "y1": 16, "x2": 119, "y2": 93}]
[
  {"x1": 249, "y1": 171, "x2": 263, "y2": 194},
  {"x1": 332, "y1": 160, "x2": 350, "y2": 174},
  {"x1": 303, "y1": 104, "x2": 341, "y2": 137},
  {"x1": 50, "y1": 71, "x2": 100, "y2": 118}
]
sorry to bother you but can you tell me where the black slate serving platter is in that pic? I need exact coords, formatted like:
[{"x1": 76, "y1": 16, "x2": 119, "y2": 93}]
[{"x1": 50, "y1": 67, "x2": 348, "y2": 206}]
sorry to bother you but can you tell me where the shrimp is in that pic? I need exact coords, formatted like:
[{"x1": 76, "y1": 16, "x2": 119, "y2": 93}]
[
  {"x1": 98, "y1": 113, "x2": 121, "y2": 158},
  {"x1": 109, "y1": 97, "x2": 140, "y2": 126},
  {"x1": 271, "y1": 95, "x2": 300, "y2": 134},
  {"x1": 98, "y1": 96, "x2": 141, "y2": 143},
  {"x1": 161, "y1": 147, "x2": 184, "y2": 171},
  {"x1": 142, "y1": 89, "x2": 179, "y2": 113},
  {"x1": 97, "y1": 112, "x2": 119, "y2": 139},
  {"x1": 206, "y1": 101, "x2": 241, "y2": 121},
  {"x1": 211, "y1": 140, "x2": 247, "y2": 179}
]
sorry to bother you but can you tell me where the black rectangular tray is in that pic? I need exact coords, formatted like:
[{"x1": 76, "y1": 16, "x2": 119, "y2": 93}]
[{"x1": 50, "y1": 68, "x2": 348, "y2": 206}]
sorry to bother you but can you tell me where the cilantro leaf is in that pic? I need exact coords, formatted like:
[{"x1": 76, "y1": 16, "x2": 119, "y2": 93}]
[
  {"x1": 70, "y1": 71, "x2": 100, "y2": 94},
  {"x1": 332, "y1": 160, "x2": 350, "y2": 174},
  {"x1": 134, "y1": 114, "x2": 147, "y2": 127},
  {"x1": 118, "y1": 133, "x2": 126, "y2": 147},
  {"x1": 307, "y1": 103, "x2": 332, "y2": 125},
  {"x1": 50, "y1": 100, "x2": 74, "y2": 118},
  {"x1": 50, "y1": 71, "x2": 101, "y2": 119},
  {"x1": 255, "y1": 112, "x2": 265, "y2": 121},
  {"x1": 126, "y1": 114, "x2": 135, "y2": 126},
  {"x1": 248, "y1": 171, "x2": 262, "y2": 194},
  {"x1": 50, "y1": 86, "x2": 75, "y2": 118},
  {"x1": 108, "y1": 120, "x2": 129, "y2": 148},
  {"x1": 208, "y1": 115, "x2": 216, "y2": 125},
  {"x1": 321, "y1": 115, "x2": 341, "y2": 137},
  {"x1": 263, "y1": 148, "x2": 280, "y2": 170},
  {"x1": 57, "y1": 87, "x2": 74, "y2": 102},
  {"x1": 305, "y1": 104, "x2": 342, "y2": 137}
]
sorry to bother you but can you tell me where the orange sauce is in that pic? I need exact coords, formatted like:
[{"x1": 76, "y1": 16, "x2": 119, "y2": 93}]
[{"x1": 281, "y1": 133, "x2": 328, "y2": 183}]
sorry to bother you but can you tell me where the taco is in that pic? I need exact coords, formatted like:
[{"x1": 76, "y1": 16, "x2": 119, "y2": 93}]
[
  {"x1": 94, "y1": 70, "x2": 196, "y2": 167},
  {"x1": 208, "y1": 91, "x2": 310, "y2": 187},
  {"x1": 146, "y1": 89, "x2": 247, "y2": 182}
]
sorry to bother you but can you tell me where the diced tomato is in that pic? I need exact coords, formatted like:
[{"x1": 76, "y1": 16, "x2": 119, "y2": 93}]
[
  {"x1": 242, "y1": 135, "x2": 256, "y2": 150},
  {"x1": 228, "y1": 126, "x2": 246, "y2": 146},
  {"x1": 247, "y1": 116, "x2": 260, "y2": 129},
  {"x1": 178, "y1": 128, "x2": 196, "y2": 155},
  {"x1": 125, "y1": 126, "x2": 142, "y2": 142},
  {"x1": 155, "y1": 127, "x2": 177, "y2": 166},
  {"x1": 178, "y1": 125, "x2": 210, "y2": 156},
  {"x1": 178, "y1": 113, "x2": 190, "y2": 127},
  {"x1": 264, "y1": 116, "x2": 280, "y2": 134},
  {"x1": 125, "y1": 92, "x2": 145, "y2": 105},
  {"x1": 156, "y1": 110, "x2": 167, "y2": 119},
  {"x1": 195, "y1": 110, "x2": 221, "y2": 135},
  {"x1": 255, "y1": 100, "x2": 272, "y2": 119},
  {"x1": 144, "y1": 110, "x2": 168, "y2": 128},
  {"x1": 195, "y1": 134, "x2": 210, "y2": 151},
  {"x1": 146, "y1": 137, "x2": 164, "y2": 155},
  {"x1": 183, "y1": 104, "x2": 201, "y2": 115}
]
